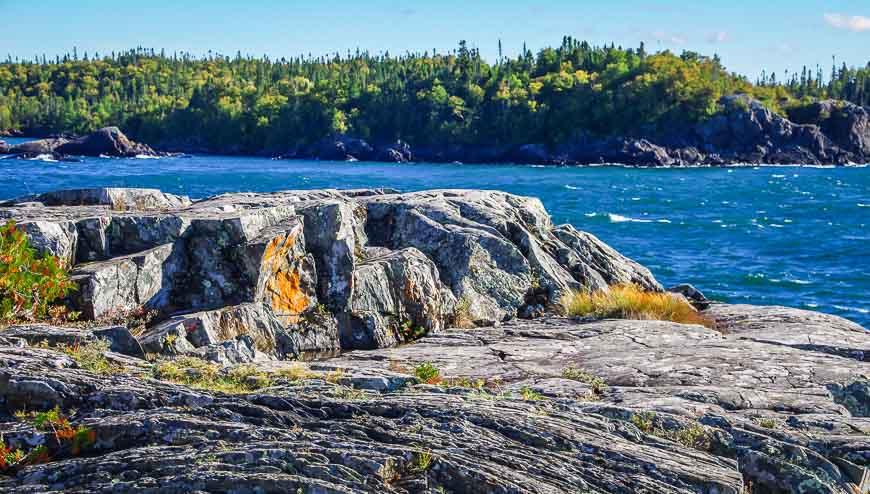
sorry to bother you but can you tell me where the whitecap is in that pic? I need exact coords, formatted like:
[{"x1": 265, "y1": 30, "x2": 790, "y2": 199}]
[
  {"x1": 772, "y1": 174, "x2": 785, "y2": 178},
  {"x1": 584, "y1": 212, "x2": 598, "y2": 217},
  {"x1": 608, "y1": 213, "x2": 653, "y2": 223},
  {"x1": 770, "y1": 224, "x2": 784, "y2": 228},
  {"x1": 27, "y1": 154, "x2": 57, "y2": 162},
  {"x1": 858, "y1": 203, "x2": 869, "y2": 208},
  {"x1": 564, "y1": 185, "x2": 579, "y2": 190},
  {"x1": 656, "y1": 219, "x2": 672, "y2": 223},
  {"x1": 834, "y1": 305, "x2": 870, "y2": 314},
  {"x1": 135, "y1": 154, "x2": 161, "y2": 160}
]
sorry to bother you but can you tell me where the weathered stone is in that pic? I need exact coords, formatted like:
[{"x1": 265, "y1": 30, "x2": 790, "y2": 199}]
[
  {"x1": 70, "y1": 243, "x2": 183, "y2": 319},
  {"x1": 340, "y1": 247, "x2": 454, "y2": 349},
  {"x1": 18, "y1": 220, "x2": 78, "y2": 267}
]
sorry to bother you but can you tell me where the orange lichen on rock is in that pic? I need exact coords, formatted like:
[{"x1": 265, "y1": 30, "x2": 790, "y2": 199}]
[{"x1": 267, "y1": 269, "x2": 311, "y2": 324}]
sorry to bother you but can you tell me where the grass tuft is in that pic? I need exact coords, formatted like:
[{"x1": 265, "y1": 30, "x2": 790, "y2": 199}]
[
  {"x1": 561, "y1": 284, "x2": 714, "y2": 328},
  {"x1": 58, "y1": 339, "x2": 123, "y2": 375}
]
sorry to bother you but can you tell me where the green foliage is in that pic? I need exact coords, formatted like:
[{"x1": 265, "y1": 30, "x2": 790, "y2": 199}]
[
  {"x1": 58, "y1": 338, "x2": 121, "y2": 375},
  {"x1": 399, "y1": 320, "x2": 427, "y2": 342},
  {"x1": 410, "y1": 450, "x2": 433, "y2": 472},
  {"x1": 561, "y1": 365, "x2": 608, "y2": 395},
  {"x1": 152, "y1": 358, "x2": 274, "y2": 394},
  {"x1": 1, "y1": 407, "x2": 96, "y2": 473},
  {"x1": 520, "y1": 386, "x2": 545, "y2": 401},
  {"x1": 630, "y1": 412, "x2": 711, "y2": 451},
  {"x1": 0, "y1": 40, "x2": 810, "y2": 151},
  {"x1": 0, "y1": 221, "x2": 76, "y2": 323},
  {"x1": 414, "y1": 362, "x2": 442, "y2": 385}
]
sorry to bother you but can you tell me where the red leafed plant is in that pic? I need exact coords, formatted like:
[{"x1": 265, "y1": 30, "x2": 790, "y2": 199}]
[{"x1": 0, "y1": 220, "x2": 76, "y2": 323}]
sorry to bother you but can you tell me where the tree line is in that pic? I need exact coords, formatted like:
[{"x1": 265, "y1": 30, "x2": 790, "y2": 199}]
[{"x1": 1, "y1": 38, "x2": 867, "y2": 152}]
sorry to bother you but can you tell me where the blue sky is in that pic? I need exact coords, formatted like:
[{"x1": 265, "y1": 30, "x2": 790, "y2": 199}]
[{"x1": 2, "y1": 0, "x2": 869, "y2": 80}]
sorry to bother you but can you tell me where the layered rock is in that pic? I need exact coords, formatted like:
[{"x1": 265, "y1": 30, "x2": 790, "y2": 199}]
[
  {"x1": 0, "y1": 304, "x2": 867, "y2": 493},
  {"x1": 1, "y1": 187, "x2": 657, "y2": 360}
]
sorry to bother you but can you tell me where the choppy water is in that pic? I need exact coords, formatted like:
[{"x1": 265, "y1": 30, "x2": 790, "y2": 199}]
[{"x1": 2, "y1": 137, "x2": 868, "y2": 327}]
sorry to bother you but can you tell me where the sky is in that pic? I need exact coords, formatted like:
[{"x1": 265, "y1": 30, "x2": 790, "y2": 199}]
[{"x1": 1, "y1": 0, "x2": 869, "y2": 81}]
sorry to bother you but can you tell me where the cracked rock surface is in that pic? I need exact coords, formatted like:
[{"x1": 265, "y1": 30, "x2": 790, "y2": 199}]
[{"x1": 0, "y1": 187, "x2": 867, "y2": 493}]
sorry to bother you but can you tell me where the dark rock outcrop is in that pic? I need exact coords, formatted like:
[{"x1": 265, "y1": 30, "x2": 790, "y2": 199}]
[
  {"x1": 272, "y1": 96, "x2": 870, "y2": 167},
  {"x1": 1, "y1": 127, "x2": 160, "y2": 159}
]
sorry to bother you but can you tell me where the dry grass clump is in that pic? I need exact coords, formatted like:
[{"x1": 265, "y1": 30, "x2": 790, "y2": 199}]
[{"x1": 561, "y1": 284, "x2": 714, "y2": 328}]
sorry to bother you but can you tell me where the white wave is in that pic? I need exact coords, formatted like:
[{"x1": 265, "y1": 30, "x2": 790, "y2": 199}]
[
  {"x1": 769, "y1": 224, "x2": 785, "y2": 228},
  {"x1": 564, "y1": 185, "x2": 579, "y2": 190},
  {"x1": 584, "y1": 212, "x2": 598, "y2": 217},
  {"x1": 834, "y1": 305, "x2": 870, "y2": 314},
  {"x1": 135, "y1": 154, "x2": 161, "y2": 160},
  {"x1": 772, "y1": 174, "x2": 786, "y2": 178},
  {"x1": 607, "y1": 213, "x2": 667, "y2": 224},
  {"x1": 858, "y1": 203, "x2": 869, "y2": 208},
  {"x1": 27, "y1": 154, "x2": 57, "y2": 162}
]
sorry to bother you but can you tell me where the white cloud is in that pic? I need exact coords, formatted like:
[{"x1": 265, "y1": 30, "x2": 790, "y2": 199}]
[
  {"x1": 824, "y1": 13, "x2": 870, "y2": 32},
  {"x1": 706, "y1": 31, "x2": 730, "y2": 43},
  {"x1": 651, "y1": 30, "x2": 687, "y2": 44}
]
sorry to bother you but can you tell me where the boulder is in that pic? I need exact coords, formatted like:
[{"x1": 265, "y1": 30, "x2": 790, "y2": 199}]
[{"x1": 55, "y1": 126, "x2": 157, "y2": 157}]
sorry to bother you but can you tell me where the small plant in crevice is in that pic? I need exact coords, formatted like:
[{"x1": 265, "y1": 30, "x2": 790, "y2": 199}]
[
  {"x1": 58, "y1": 338, "x2": 123, "y2": 375},
  {"x1": 410, "y1": 449, "x2": 434, "y2": 472},
  {"x1": 630, "y1": 412, "x2": 712, "y2": 451},
  {"x1": 561, "y1": 365, "x2": 608, "y2": 395},
  {"x1": 414, "y1": 362, "x2": 442, "y2": 385},
  {"x1": 520, "y1": 386, "x2": 545, "y2": 401},
  {"x1": 451, "y1": 297, "x2": 475, "y2": 329},
  {"x1": 753, "y1": 417, "x2": 778, "y2": 429},
  {"x1": 0, "y1": 220, "x2": 76, "y2": 325},
  {"x1": 399, "y1": 320, "x2": 427, "y2": 342}
]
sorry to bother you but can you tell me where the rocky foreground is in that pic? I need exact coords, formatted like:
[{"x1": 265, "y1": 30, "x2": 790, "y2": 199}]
[{"x1": 0, "y1": 187, "x2": 868, "y2": 493}]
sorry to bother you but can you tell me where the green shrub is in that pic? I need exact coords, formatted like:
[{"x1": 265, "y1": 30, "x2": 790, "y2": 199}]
[
  {"x1": 414, "y1": 362, "x2": 442, "y2": 385},
  {"x1": 0, "y1": 221, "x2": 76, "y2": 323}
]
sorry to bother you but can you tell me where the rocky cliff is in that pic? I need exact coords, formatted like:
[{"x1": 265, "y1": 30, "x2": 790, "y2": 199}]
[
  {"x1": 279, "y1": 96, "x2": 870, "y2": 167},
  {"x1": 0, "y1": 188, "x2": 867, "y2": 493}
]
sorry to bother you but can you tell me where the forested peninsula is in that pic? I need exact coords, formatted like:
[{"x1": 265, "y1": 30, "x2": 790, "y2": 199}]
[{"x1": 2, "y1": 39, "x2": 870, "y2": 165}]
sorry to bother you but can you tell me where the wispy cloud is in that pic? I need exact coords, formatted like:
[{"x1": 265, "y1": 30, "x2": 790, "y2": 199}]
[
  {"x1": 706, "y1": 31, "x2": 730, "y2": 44},
  {"x1": 651, "y1": 30, "x2": 687, "y2": 44},
  {"x1": 824, "y1": 13, "x2": 870, "y2": 32}
]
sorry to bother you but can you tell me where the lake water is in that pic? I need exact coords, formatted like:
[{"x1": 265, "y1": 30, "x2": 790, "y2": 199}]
[{"x1": 2, "y1": 136, "x2": 868, "y2": 327}]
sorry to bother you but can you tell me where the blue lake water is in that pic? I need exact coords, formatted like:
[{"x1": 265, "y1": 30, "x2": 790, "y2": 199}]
[{"x1": 2, "y1": 136, "x2": 868, "y2": 327}]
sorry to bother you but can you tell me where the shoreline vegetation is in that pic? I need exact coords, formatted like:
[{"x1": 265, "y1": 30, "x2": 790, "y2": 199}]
[{"x1": 1, "y1": 39, "x2": 870, "y2": 166}]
